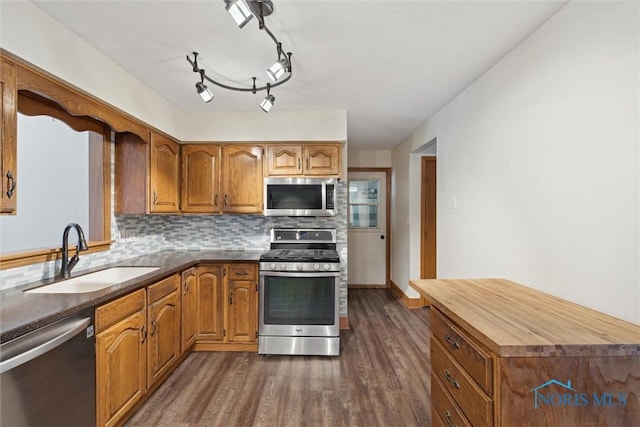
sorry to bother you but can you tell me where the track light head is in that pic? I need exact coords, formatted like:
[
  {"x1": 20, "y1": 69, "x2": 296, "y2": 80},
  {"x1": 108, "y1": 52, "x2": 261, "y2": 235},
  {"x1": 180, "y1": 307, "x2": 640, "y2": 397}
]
[
  {"x1": 267, "y1": 58, "x2": 289, "y2": 82},
  {"x1": 260, "y1": 94, "x2": 275, "y2": 113},
  {"x1": 195, "y1": 81, "x2": 214, "y2": 103},
  {"x1": 224, "y1": 0, "x2": 253, "y2": 28}
]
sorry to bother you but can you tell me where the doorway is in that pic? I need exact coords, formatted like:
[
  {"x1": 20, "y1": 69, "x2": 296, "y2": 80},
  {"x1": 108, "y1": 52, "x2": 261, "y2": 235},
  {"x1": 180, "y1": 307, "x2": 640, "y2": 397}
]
[
  {"x1": 420, "y1": 157, "x2": 436, "y2": 279},
  {"x1": 347, "y1": 168, "x2": 391, "y2": 288}
]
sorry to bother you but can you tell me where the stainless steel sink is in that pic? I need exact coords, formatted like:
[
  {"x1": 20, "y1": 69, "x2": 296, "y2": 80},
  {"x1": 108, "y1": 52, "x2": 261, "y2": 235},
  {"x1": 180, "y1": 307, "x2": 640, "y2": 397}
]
[{"x1": 25, "y1": 267, "x2": 159, "y2": 294}]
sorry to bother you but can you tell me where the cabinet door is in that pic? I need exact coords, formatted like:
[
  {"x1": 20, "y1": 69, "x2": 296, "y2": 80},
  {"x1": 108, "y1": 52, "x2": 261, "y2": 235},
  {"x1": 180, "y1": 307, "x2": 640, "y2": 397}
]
[
  {"x1": 0, "y1": 57, "x2": 17, "y2": 215},
  {"x1": 265, "y1": 145, "x2": 302, "y2": 176},
  {"x1": 149, "y1": 133, "x2": 180, "y2": 213},
  {"x1": 96, "y1": 309, "x2": 147, "y2": 427},
  {"x1": 181, "y1": 268, "x2": 198, "y2": 353},
  {"x1": 304, "y1": 144, "x2": 341, "y2": 176},
  {"x1": 196, "y1": 265, "x2": 225, "y2": 342},
  {"x1": 181, "y1": 144, "x2": 221, "y2": 213},
  {"x1": 227, "y1": 269, "x2": 258, "y2": 344},
  {"x1": 147, "y1": 289, "x2": 180, "y2": 388},
  {"x1": 221, "y1": 145, "x2": 263, "y2": 213}
]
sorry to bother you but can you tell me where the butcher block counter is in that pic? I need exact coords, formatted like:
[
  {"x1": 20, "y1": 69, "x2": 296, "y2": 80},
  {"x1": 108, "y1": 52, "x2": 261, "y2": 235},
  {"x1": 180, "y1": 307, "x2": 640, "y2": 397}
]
[{"x1": 409, "y1": 278, "x2": 640, "y2": 427}]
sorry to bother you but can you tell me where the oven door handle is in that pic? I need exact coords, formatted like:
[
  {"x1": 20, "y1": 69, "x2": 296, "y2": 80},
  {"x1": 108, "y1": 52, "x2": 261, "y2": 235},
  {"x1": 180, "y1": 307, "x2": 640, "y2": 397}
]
[{"x1": 259, "y1": 271, "x2": 340, "y2": 278}]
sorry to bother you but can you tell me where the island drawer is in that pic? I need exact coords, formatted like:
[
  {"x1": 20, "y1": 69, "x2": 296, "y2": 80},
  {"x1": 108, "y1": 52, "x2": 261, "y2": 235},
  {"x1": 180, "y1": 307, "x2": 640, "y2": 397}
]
[
  {"x1": 432, "y1": 372, "x2": 472, "y2": 427},
  {"x1": 431, "y1": 308, "x2": 493, "y2": 394},
  {"x1": 431, "y1": 337, "x2": 493, "y2": 427}
]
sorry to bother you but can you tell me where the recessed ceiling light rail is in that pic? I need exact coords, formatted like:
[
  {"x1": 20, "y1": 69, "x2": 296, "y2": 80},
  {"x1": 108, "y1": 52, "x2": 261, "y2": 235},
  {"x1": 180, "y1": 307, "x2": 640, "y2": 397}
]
[{"x1": 186, "y1": 0, "x2": 293, "y2": 112}]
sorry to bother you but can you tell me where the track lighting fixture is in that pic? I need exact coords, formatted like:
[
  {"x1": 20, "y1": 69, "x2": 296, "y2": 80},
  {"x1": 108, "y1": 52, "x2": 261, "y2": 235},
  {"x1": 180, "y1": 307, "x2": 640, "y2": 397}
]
[
  {"x1": 260, "y1": 84, "x2": 275, "y2": 113},
  {"x1": 187, "y1": 0, "x2": 293, "y2": 113}
]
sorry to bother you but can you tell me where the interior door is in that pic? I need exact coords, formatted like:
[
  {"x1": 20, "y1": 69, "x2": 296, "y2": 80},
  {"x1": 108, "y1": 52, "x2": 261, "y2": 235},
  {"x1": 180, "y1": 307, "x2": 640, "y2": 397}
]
[{"x1": 347, "y1": 171, "x2": 387, "y2": 287}]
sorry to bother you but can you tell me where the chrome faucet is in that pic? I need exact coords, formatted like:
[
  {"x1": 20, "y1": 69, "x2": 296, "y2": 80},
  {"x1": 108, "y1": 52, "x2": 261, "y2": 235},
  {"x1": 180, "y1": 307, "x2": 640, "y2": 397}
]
[{"x1": 59, "y1": 223, "x2": 89, "y2": 278}]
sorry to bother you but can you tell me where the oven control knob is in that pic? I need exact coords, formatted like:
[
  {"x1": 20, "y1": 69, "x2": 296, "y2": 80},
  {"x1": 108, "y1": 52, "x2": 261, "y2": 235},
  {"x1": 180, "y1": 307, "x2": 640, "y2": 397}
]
[
  {"x1": 270, "y1": 263, "x2": 276, "y2": 270},
  {"x1": 296, "y1": 263, "x2": 303, "y2": 271},
  {"x1": 314, "y1": 263, "x2": 320, "y2": 271},
  {"x1": 281, "y1": 264, "x2": 287, "y2": 270},
  {"x1": 324, "y1": 264, "x2": 330, "y2": 271}
]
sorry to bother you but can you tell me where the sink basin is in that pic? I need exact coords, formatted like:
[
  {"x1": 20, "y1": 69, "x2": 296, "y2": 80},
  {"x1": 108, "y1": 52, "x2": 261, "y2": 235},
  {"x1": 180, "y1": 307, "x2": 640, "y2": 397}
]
[{"x1": 25, "y1": 267, "x2": 159, "y2": 294}]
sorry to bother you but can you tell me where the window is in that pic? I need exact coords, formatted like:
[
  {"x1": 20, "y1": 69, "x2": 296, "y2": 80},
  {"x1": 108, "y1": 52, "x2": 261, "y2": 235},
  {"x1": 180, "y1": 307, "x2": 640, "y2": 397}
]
[{"x1": 348, "y1": 179, "x2": 380, "y2": 229}]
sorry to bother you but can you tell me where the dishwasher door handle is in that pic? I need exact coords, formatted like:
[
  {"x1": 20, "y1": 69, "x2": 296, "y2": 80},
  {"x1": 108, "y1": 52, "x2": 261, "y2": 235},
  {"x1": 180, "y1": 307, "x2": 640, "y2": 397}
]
[{"x1": 0, "y1": 317, "x2": 91, "y2": 374}]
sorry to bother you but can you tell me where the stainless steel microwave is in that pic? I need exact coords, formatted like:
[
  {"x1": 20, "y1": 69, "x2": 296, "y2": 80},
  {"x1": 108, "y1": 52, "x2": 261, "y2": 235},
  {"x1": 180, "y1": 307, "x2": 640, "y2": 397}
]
[{"x1": 264, "y1": 177, "x2": 337, "y2": 217}]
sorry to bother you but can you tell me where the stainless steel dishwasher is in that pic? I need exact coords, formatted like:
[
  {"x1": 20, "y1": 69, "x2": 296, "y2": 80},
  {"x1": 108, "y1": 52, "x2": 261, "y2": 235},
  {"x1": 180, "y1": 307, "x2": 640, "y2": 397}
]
[{"x1": 0, "y1": 308, "x2": 96, "y2": 427}]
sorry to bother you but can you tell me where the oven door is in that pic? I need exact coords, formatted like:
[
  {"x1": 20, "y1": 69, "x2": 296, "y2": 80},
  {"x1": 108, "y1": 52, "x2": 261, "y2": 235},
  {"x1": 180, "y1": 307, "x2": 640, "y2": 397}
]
[{"x1": 259, "y1": 271, "x2": 340, "y2": 337}]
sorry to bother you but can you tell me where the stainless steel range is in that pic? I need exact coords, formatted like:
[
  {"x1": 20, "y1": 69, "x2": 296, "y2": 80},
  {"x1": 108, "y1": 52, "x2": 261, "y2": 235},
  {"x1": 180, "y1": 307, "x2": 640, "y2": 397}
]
[{"x1": 259, "y1": 228, "x2": 340, "y2": 356}]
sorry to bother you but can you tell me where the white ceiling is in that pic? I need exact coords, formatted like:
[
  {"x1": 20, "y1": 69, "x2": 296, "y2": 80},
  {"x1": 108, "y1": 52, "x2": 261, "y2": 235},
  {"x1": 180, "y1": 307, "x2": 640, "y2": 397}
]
[{"x1": 32, "y1": 0, "x2": 568, "y2": 150}]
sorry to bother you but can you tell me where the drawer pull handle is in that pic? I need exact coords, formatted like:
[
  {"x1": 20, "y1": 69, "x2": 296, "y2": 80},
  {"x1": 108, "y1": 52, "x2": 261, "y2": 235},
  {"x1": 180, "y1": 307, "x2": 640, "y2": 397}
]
[
  {"x1": 444, "y1": 411, "x2": 457, "y2": 427},
  {"x1": 444, "y1": 370, "x2": 460, "y2": 389},
  {"x1": 235, "y1": 271, "x2": 248, "y2": 276},
  {"x1": 444, "y1": 333, "x2": 460, "y2": 349}
]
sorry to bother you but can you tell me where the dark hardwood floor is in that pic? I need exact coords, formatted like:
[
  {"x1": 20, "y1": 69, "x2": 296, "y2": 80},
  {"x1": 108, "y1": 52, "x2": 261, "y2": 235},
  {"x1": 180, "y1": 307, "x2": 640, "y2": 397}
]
[{"x1": 125, "y1": 289, "x2": 432, "y2": 427}]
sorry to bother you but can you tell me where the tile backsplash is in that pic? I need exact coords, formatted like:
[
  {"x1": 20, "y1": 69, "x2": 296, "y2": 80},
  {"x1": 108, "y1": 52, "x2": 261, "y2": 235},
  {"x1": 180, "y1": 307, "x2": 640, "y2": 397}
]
[{"x1": 0, "y1": 155, "x2": 349, "y2": 316}]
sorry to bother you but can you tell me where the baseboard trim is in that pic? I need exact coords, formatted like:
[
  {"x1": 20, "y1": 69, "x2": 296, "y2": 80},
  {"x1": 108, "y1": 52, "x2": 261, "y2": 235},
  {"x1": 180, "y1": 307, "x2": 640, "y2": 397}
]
[
  {"x1": 193, "y1": 342, "x2": 258, "y2": 352},
  {"x1": 389, "y1": 280, "x2": 425, "y2": 309},
  {"x1": 340, "y1": 316, "x2": 349, "y2": 330},
  {"x1": 348, "y1": 284, "x2": 387, "y2": 288}
]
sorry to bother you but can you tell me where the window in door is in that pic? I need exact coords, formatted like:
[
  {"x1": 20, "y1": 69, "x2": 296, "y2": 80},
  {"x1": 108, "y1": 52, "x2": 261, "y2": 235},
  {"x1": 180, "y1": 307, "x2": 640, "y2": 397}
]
[{"x1": 348, "y1": 179, "x2": 380, "y2": 229}]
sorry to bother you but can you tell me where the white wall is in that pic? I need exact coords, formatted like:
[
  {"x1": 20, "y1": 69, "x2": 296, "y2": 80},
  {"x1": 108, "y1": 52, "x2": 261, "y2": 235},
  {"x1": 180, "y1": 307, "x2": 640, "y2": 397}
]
[
  {"x1": 347, "y1": 149, "x2": 392, "y2": 168},
  {"x1": 395, "y1": 0, "x2": 639, "y2": 323}
]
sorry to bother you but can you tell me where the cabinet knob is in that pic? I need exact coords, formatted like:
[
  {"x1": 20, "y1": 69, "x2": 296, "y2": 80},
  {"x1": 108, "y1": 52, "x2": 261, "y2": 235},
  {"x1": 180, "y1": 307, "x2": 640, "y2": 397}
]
[
  {"x1": 140, "y1": 325, "x2": 147, "y2": 343},
  {"x1": 153, "y1": 190, "x2": 158, "y2": 205},
  {"x1": 214, "y1": 194, "x2": 219, "y2": 206},
  {"x1": 150, "y1": 319, "x2": 157, "y2": 336},
  {"x1": 229, "y1": 290, "x2": 233, "y2": 305},
  {"x1": 444, "y1": 333, "x2": 460, "y2": 349}
]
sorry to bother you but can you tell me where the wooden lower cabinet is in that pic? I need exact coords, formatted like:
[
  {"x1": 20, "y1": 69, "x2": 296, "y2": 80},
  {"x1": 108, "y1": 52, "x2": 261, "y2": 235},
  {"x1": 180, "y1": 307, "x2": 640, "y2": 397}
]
[
  {"x1": 147, "y1": 275, "x2": 180, "y2": 388},
  {"x1": 96, "y1": 275, "x2": 181, "y2": 427},
  {"x1": 95, "y1": 266, "x2": 258, "y2": 426},
  {"x1": 181, "y1": 267, "x2": 198, "y2": 353},
  {"x1": 194, "y1": 263, "x2": 258, "y2": 351},
  {"x1": 96, "y1": 289, "x2": 147, "y2": 427}
]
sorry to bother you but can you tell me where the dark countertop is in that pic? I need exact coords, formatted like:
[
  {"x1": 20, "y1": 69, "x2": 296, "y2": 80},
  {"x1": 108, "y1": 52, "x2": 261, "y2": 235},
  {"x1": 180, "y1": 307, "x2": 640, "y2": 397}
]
[{"x1": 0, "y1": 249, "x2": 263, "y2": 343}]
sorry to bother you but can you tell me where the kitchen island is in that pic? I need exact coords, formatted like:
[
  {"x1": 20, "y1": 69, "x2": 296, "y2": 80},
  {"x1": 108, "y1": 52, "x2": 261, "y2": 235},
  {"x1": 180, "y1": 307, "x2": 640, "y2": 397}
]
[{"x1": 409, "y1": 277, "x2": 640, "y2": 427}]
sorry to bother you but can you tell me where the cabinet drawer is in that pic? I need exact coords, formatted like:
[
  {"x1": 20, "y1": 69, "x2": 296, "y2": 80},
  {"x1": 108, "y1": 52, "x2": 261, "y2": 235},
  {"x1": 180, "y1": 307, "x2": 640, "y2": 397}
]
[
  {"x1": 431, "y1": 337, "x2": 493, "y2": 427},
  {"x1": 96, "y1": 289, "x2": 146, "y2": 333},
  {"x1": 432, "y1": 308, "x2": 493, "y2": 394},
  {"x1": 148, "y1": 274, "x2": 180, "y2": 304},
  {"x1": 432, "y1": 372, "x2": 472, "y2": 427},
  {"x1": 227, "y1": 264, "x2": 257, "y2": 280}
]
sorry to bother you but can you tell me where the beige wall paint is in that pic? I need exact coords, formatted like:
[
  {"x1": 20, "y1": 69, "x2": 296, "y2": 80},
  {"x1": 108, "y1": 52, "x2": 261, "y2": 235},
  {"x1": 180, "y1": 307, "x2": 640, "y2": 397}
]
[{"x1": 347, "y1": 149, "x2": 392, "y2": 168}]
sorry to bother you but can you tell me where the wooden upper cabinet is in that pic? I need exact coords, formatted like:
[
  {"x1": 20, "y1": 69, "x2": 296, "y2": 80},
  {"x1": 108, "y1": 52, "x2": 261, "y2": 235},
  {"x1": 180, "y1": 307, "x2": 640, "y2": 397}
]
[
  {"x1": 0, "y1": 57, "x2": 17, "y2": 215},
  {"x1": 181, "y1": 144, "x2": 221, "y2": 213},
  {"x1": 115, "y1": 131, "x2": 180, "y2": 214},
  {"x1": 265, "y1": 143, "x2": 341, "y2": 177},
  {"x1": 149, "y1": 133, "x2": 180, "y2": 213},
  {"x1": 305, "y1": 144, "x2": 341, "y2": 176},
  {"x1": 265, "y1": 145, "x2": 303, "y2": 176},
  {"x1": 221, "y1": 145, "x2": 263, "y2": 213}
]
